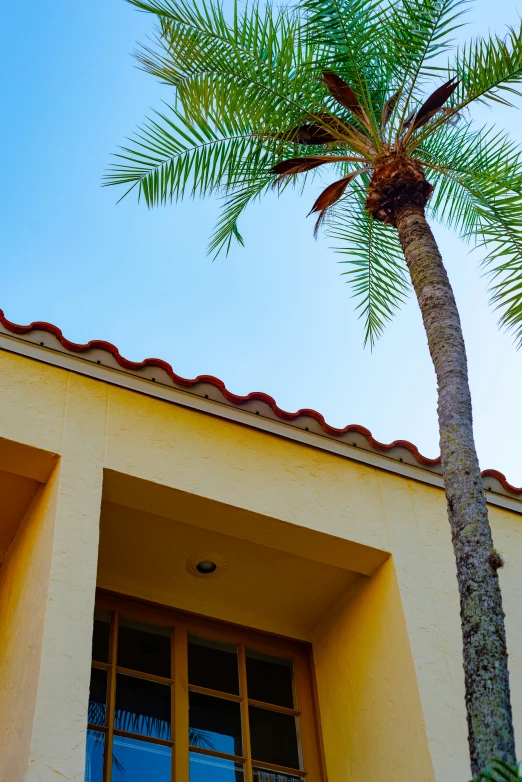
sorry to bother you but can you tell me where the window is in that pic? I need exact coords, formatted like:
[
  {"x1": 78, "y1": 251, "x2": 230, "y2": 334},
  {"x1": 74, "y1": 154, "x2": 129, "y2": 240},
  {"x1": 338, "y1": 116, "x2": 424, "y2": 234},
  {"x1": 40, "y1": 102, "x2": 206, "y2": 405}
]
[{"x1": 85, "y1": 594, "x2": 325, "y2": 782}]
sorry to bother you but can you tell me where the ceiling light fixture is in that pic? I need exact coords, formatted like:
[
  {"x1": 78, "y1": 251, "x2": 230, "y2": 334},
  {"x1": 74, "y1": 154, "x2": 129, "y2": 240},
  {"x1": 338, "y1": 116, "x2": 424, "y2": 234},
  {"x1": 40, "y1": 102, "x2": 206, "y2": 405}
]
[
  {"x1": 196, "y1": 560, "x2": 217, "y2": 574},
  {"x1": 186, "y1": 552, "x2": 227, "y2": 579}
]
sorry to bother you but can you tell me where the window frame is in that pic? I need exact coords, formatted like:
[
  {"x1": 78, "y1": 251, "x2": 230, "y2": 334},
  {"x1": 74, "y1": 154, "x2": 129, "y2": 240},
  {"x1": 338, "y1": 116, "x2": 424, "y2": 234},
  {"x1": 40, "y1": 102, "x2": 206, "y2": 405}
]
[{"x1": 89, "y1": 590, "x2": 326, "y2": 782}]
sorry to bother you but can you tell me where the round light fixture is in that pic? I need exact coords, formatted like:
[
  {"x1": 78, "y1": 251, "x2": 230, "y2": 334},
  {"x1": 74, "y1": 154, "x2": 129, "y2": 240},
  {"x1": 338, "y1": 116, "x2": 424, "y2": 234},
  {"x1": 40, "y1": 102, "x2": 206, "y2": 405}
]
[
  {"x1": 196, "y1": 560, "x2": 217, "y2": 574},
  {"x1": 186, "y1": 552, "x2": 227, "y2": 579}
]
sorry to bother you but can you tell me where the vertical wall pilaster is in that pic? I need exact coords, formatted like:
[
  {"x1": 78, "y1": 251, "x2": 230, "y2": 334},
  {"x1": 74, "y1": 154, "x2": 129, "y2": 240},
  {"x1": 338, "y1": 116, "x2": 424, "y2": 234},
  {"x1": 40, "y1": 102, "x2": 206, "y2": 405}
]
[
  {"x1": 26, "y1": 375, "x2": 107, "y2": 782},
  {"x1": 0, "y1": 469, "x2": 60, "y2": 782},
  {"x1": 377, "y1": 472, "x2": 469, "y2": 781}
]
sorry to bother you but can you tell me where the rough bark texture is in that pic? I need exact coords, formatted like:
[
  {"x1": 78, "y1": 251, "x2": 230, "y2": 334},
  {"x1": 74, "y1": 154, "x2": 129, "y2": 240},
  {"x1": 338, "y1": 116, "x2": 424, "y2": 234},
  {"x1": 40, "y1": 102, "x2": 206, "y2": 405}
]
[
  {"x1": 394, "y1": 203, "x2": 516, "y2": 775},
  {"x1": 366, "y1": 155, "x2": 433, "y2": 223}
]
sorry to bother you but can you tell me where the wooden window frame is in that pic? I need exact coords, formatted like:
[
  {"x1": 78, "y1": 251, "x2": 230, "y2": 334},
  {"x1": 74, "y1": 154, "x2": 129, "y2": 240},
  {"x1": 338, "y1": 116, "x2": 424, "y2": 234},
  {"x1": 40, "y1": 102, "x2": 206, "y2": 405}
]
[{"x1": 88, "y1": 590, "x2": 326, "y2": 782}]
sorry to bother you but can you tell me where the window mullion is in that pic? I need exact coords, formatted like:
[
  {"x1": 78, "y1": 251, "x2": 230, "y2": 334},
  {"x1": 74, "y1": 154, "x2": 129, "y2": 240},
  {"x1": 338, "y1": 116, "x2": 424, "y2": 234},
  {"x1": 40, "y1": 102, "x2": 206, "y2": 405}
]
[
  {"x1": 104, "y1": 610, "x2": 119, "y2": 782},
  {"x1": 238, "y1": 643, "x2": 253, "y2": 782},
  {"x1": 174, "y1": 623, "x2": 189, "y2": 782}
]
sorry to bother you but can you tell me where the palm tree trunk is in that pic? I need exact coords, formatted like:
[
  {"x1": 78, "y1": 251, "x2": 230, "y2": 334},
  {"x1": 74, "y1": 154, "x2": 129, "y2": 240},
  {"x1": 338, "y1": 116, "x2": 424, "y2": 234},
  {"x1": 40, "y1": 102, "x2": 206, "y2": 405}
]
[{"x1": 394, "y1": 203, "x2": 516, "y2": 776}]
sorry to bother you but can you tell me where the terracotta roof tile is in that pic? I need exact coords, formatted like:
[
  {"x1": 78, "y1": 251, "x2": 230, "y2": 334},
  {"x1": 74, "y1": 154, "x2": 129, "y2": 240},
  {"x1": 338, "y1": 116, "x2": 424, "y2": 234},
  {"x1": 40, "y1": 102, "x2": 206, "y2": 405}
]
[{"x1": 0, "y1": 309, "x2": 520, "y2": 496}]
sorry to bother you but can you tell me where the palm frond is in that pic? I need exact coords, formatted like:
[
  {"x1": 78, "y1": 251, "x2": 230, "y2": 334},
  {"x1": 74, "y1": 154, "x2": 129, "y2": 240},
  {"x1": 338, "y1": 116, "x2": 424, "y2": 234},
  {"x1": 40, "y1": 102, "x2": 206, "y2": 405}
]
[
  {"x1": 300, "y1": 0, "x2": 390, "y2": 143},
  {"x1": 300, "y1": 0, "x2": 383, "y2": 57},
  {"x1": 326, "y1": 180, "x2": 410, "y2": 347},
  {"x1": 435, "y1": 176, "x2": 522, "y2": 347},
  {"x1": 391, "y1": 0, "x2": 468, "y2": 74},
  {"x1": 309, "y1": 166, "x2": 371, "y2": 236},
  {"x1": 208, "y1": 174, "x2": 272, "y2": 258},
  {"x1": 128, "y1": 0, "x2": 381, "y2": 170},
  {"x1": 472, "y1": 759, "x2": 522, "y2": 781},
  {"x1": 115, "y1": 710, "x2": 171, "y2": 740},
  {"x1": 475, "y1": 188, "x2": 522, "y2": 346},
  {"x1": 115, "y1": 0, "x2": 522, "y2": 349},
  {"x1": 452, "y1": 23, "x2": 522, "y2": 110},
  {"x1": 131, "y1": 0, "x2": 327, "y2": 135},
  {"x1": 416, "y1": 121, "x2": 522, "y2": 344},
  {"x1": 418, "y1": 122, "x2": 522, "y2": 193},
  {"x1": 189, "y1": 728, "x2": 216, "y2": 750},
  {"x1": 386, "y1": 0, "x2": 469, "y2": 133},
  {"x1": 104, "y1": 108, "x2": 275, "y2": 204}
]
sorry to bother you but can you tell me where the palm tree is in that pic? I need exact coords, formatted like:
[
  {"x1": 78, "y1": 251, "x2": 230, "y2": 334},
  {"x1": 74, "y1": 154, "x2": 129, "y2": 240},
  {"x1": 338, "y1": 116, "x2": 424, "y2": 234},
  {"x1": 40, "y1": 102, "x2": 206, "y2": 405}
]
[{"x1": 105, "y1": 0, "x2": 522, "y2": 774}]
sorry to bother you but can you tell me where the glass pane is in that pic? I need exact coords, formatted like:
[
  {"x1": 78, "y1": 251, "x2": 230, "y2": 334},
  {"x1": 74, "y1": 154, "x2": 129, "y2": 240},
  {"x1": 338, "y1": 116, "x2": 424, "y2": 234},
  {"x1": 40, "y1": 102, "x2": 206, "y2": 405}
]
[
  {"x1": 249, "y1": 706, "x2": 300, "y2": 770},
  {"x1": 88, "y1": 668, "x2": 107, "y2": 726},
  {"x1": 84, "y1": 730, "x2": 104, "y2": 782},
  {"x1": 188, "y1": 635, "x2": 239, "y2": 694},
  {"x1": 189, "y1": 692, "x2": 242, "y2": 756},
  {"x1": 190, "y1": 751, "x2": 244, "y2": 781},
  {"x1": 115, "y1": 673, "x2": 171, "y2": 739},
  {"x1": 253, "y1": 770, "x2": 304, "y2": 782},
  {"x1": 92, "y1": 611, "x2": 110, "y2": 663},
  {"x1": 118, "y1": 617, "x2": 171, "y2": 677},
  {"x1": 246, "y1": 650, "x2": 294, "y2": 708},
  {"x1": 112, "y1": 735, "x2": 171, "y2": 781}
]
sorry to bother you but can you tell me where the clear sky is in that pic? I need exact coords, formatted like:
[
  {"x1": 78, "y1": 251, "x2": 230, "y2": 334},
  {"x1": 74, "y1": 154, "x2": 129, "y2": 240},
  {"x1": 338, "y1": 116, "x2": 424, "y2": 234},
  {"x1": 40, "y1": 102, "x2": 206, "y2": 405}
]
[{"x1": 1, "y1": 0, "x2": 521, "y2": 484}]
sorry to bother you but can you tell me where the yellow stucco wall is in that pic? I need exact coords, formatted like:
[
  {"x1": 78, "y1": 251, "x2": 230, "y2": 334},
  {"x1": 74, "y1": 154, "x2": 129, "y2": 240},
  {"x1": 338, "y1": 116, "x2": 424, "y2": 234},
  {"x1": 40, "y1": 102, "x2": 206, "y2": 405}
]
[
  {"x1": 0, "y1": 347, "x2": 520, "y2": 782},
  {"x1": 97, "y1": 500, "x2": 364, "y2": 640},
  {"x1": 0, "y1": 356, "x2": 106, "y2": 782},
  {"x1": 0, "y1": 469, "x2": 59, "y2": 782},
  {"x1": 313, "y1": 557, "x2": 435, "y2": 781}
]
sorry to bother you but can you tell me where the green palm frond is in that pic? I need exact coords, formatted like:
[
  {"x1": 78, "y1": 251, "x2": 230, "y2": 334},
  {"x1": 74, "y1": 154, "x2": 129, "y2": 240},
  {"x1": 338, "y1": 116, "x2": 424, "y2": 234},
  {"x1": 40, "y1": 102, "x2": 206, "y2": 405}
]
[
  {"x1": 434, "y1": 171, "x2": 522, "y2": 347},
  {"x1": 474, "y1": 187, "x2": 522, "y2": 345},
  {"x1": 391, "y1": 0, "x2": 469, "y2": 95},
  {"x1": 300, "y1": 0, "x2": 386, "y2": 135},
  {"x1": 208, "y1": 174, "x2": 272, "y2": 258},
  {"x1": 327, "y1": 179, "x2": 410, "y2": 348},
  {"x1": 301, "y1": 0, "x2": 383, "y2": 57},
  {"x1": 367, "y1": 0, "x2": 468, "y2": 143},
  {"x1": 131, "y1": 0, "x2": 329, "y2": 136},
  {"x1": 109, "y1": 0, "x2": 522, "y2": 346},
  {"x1": 131, "y1": 0, "x2": 296, "y2": 80},
  {"x1": 103, "y1": 108, "x2": 275, "y2": 204},
  {"x1": 419, "y1": 122, "x2": 522, "y2": 190},
  {"x1": 472, "y1": 759, "x2": 522, "y2": 781},
  {"x1": 415, "y1": 121, "x2": 522, "y2": 344},
  {"x1": 453, "y1": 24, "x2": 522, "y2": 109},
  {"x1": 411, "y1": 21, "x2": 522, "y2": 146}
]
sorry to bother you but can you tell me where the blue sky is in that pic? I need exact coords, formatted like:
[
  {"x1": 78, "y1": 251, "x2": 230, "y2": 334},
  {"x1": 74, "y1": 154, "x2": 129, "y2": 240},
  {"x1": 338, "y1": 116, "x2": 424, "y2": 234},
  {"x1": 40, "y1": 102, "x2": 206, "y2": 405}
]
[{"x1": 1, "y1": 0, "x2": 521, "y2": 483}]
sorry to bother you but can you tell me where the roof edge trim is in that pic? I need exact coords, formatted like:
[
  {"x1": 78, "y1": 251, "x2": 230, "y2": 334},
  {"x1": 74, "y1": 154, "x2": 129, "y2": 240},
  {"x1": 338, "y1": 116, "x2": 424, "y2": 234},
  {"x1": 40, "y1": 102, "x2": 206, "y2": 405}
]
[{"x1": 0, "y1": 309, "x2": 520, "y2": 498}]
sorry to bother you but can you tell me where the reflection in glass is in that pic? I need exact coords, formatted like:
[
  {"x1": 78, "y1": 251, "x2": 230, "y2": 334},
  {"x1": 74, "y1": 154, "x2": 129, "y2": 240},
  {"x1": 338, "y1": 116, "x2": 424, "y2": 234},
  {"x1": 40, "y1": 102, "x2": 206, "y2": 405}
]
[
  {"x1": 190, "y1": 751, "x2": 244, "y2": 782},
  {"x1": 246, "y1": 650, "x2": 294, "y2": 708},
  {"x1": 188, "y1": 635, "x2": 239, "y2": 694},
  {"x1": 92, "y1": 611, "x2": 111, "y2": 663},
  {"x1": 253, "y1": 770, "x2": 304, "y2": 782},
  {"x1": 189, "y1": 692, "x2": 242, "y2": 756},
  {"x1": 115, "y1": 674, "x2": 171, "y2": 739},
  {"x1": 112, "y1": 735, "x2": 171, "y2": 781},
  {"x1": 88, "y1": 668, "x2": 107, "y2": 726},
  {"x1": 84, "y1": 730, "x2": 104, "y2": 782},
  {"x1": 249, "y1": 706, "x2": 300, "y2": 770},
  {"x1": 118, "y1": 617, "x2": 171, "y2": 677}
]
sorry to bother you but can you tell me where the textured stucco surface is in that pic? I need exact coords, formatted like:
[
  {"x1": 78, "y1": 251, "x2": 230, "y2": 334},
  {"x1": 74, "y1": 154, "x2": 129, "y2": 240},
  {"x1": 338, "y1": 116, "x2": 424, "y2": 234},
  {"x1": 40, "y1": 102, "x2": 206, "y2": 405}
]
[
  {"x1": 0, "y1": 470, "x2": 59, "y2": 782},
  {"x1": 97, "y1": 501, "x2": 362, "y2": 640},
  {"x1": 0, "y1": 468, "x2": 41, "y2": 564},
  {"x1": 491, "y1": 503, "x2": 522, "y2": 757},
  {"x1": 313, "y1": 557, "x2": 435, "y2": 781},
  {"x1": 377, "y1": 473, "x2": 470, "y2": 779},
  {"x1": 103, "y1": 385, "x2": 390, "y2": 551},
  {"x1": 0, "y1": 348, "x2": 521, "y2": 781},
  {"x1": 0, "y1": 357, "x2": 106, "y2": 782},
  {"x1": 26, "y1": 375, "x2": 106, "y2": 782}
]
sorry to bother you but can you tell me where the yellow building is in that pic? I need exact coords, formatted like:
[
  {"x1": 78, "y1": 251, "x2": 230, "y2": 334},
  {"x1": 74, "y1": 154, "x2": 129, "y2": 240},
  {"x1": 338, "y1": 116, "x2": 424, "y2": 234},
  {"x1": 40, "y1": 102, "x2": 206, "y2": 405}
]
[{"x1": 0, "y1": 310, "x2": 521, "y2": 782}]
